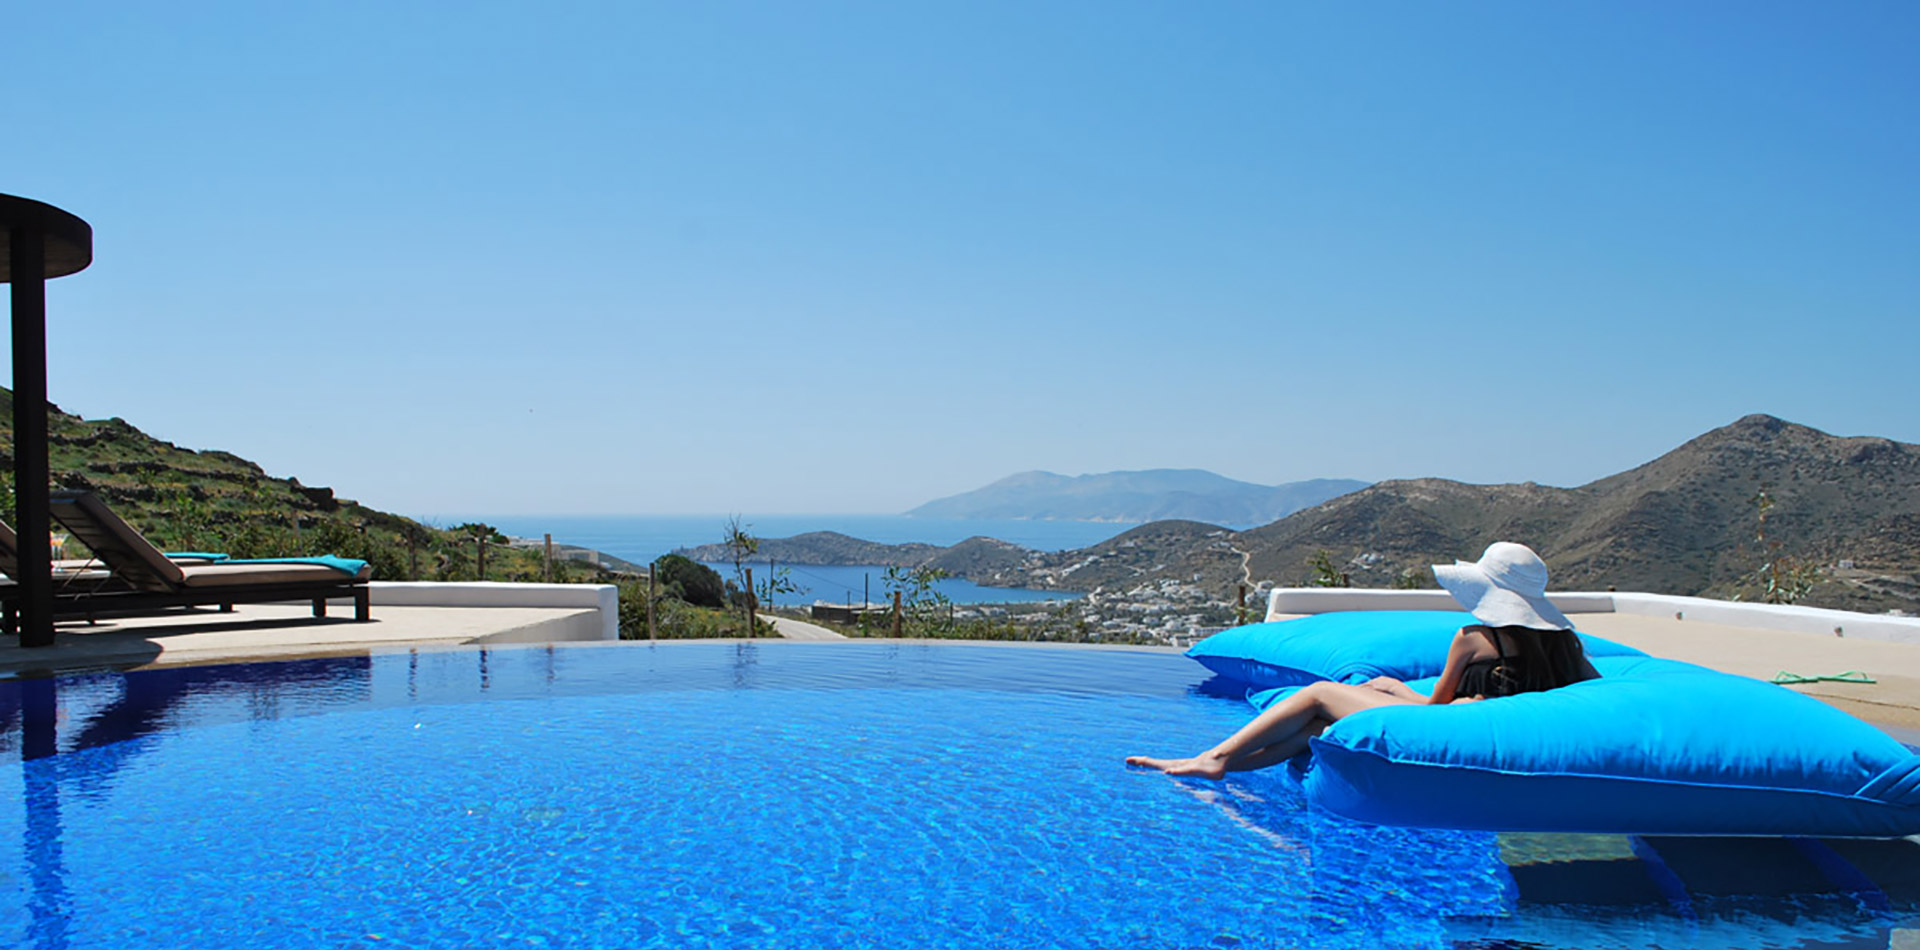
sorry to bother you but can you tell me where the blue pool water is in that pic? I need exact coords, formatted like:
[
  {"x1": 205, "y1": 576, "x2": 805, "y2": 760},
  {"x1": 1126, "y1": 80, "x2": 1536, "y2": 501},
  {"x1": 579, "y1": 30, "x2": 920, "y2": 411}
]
[{"x1": 1, "y1": 644, "x2": 1914, "y2": 949}]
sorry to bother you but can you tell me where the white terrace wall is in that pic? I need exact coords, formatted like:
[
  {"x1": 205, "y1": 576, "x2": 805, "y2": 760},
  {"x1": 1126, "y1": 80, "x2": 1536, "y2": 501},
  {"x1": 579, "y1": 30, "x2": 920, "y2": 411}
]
[
  {"x1": 1265, "y1": 588, "x2": 1920, "y2": 646},
  {"x1": 1265, "y1": 589, "x2": 1617, "y2": 616},
  {"x1": 1605, "y1": 593, "x2": 1920, "y2": 646},
  {"x1": 368, "y1": 582, "x2": 620, "y2": 641}
]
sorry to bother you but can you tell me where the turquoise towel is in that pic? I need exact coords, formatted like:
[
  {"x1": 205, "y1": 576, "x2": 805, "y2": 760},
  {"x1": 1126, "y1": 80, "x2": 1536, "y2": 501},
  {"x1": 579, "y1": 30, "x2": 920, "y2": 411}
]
[
  {"x1": 219, "y1": 556, "x2": 368, "y2": 576},
  {"x1": 164, "y1": 551, "x2": 230, "y2": 561}
]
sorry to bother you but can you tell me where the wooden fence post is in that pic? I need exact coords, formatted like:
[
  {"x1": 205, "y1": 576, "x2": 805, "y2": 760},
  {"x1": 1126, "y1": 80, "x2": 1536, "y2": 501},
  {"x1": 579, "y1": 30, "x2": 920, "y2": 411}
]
[
  {"x1": 893, "y1": 591, "x2": 903, "y2": 638},
  {"x1": 746, "y1": 566, "x2": 756, "y2": 637},
  {"x1": 646, "y1": 568, "x2": 656, "y2": 640}
]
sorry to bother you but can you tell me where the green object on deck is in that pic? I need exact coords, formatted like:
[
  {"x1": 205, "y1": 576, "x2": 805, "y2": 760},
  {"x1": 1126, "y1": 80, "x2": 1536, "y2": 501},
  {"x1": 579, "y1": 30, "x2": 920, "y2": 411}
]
[{"x1": 1770, "y1": 670, "x2": 1876, "y2": 685}]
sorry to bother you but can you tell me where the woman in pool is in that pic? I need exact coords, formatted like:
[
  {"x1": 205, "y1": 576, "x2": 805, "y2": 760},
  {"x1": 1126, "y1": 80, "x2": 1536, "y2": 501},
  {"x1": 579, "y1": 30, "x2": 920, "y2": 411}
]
[{"x1": 1126, "y1": 542, "x2": 1600, "y2": 779}]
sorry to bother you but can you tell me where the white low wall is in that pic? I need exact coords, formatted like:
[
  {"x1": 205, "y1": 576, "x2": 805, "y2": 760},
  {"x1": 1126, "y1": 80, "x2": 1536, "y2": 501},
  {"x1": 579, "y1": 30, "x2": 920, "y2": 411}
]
[
  {"x1": 1607, "y1": 592, "x2": 1920, "y2": 646},
  {"x1": 1266, "y1": 589, "x2": 1618, "y2": 616},
  {"x1": 1265, "y1": 587, "x2": 1920, "y2": 646},
  {"x1": 369, "y1": 582, "x2": 620, "y2": 641}
]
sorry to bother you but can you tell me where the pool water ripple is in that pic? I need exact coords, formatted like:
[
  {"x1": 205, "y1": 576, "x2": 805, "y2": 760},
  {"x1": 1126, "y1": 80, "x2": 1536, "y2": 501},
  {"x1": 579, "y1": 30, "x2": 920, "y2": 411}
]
[{"x1": 0, "y1": 642, "x2": 1912, "y2": 949}]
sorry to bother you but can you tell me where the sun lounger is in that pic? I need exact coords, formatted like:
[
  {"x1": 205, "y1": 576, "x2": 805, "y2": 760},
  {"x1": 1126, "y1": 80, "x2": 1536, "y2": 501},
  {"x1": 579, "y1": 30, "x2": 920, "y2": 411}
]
[
  {"x1": 0, "y1": 519, "x2": 225, "y2": 579},
  {"x1": 33, "y1": 490, "x2": 372, "y2": 623},
  {"x1": 0, "y1": 520, "x2": 250, "y2": 632},
  {"x1": 0, "y1": 519, "x2": 131, "y2": 620}
]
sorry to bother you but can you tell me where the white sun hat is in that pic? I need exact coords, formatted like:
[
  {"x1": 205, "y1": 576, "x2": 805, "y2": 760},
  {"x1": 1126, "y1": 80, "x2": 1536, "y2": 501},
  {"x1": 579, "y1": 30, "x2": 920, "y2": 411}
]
[{"x1": 1432, "y1": 542, "x2": 1574, "y2": 631}]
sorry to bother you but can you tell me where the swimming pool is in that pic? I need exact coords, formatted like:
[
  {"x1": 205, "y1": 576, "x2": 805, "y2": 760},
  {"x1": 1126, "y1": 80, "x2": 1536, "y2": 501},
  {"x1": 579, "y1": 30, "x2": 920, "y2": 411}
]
[{"x1": 0, "y1": 642, "x2": 1913, "y2": 949}]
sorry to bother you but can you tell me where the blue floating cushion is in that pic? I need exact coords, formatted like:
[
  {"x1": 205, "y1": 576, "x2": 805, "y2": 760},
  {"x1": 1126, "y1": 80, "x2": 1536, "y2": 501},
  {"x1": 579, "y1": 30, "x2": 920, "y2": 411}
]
[
  {"x1": 1292, "y1": 655, "x2": 1920, "y2": 837},
  {"x1": 1188, "y1": 610, "x2": 1644, "y2": 689},
  {"x1": 1194, "y1": 612, "x2": 1920, "y2": 836}
]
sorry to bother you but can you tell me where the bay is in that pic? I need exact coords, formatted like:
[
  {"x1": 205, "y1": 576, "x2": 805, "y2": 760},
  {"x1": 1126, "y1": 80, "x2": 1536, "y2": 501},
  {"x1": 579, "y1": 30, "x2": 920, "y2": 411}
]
[
  {"x1": 723, "y1": 562, "x2": 1079, "y2": 608},
  {"x1": 418, "y1": 514, "x2": 1139, "y2": 606}
]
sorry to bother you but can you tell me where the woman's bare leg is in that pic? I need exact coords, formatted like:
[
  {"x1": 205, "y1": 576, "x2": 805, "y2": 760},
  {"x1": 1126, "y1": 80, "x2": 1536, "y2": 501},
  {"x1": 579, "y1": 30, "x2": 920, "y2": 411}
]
[
  {"x1": 1220, "y1": 717, "x2": 1331, "y2": 772},
  {"x1": 1126, "y1": 683, "x2": 1413, "y2": 778}
]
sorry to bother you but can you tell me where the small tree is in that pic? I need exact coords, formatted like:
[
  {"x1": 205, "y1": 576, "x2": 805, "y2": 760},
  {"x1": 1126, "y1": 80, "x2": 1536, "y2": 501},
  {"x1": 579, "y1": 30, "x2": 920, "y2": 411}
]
[
  {"x1": 1306, "y1": 550, "x2": 1351, "y2": 588},
  {"x1": 450, "y1": 522, "x2": 506, "y2": 581},
  {"x1": 721, "y1": 515, "x2": 759, "y2": 597},
  {"x1": 884, "y1": 565, "x2": 954, "y2": 634},
  {"x1": 1734, "y1": 489, "x2": 1821, "y2": 605},
  {"x1": 755, "y1": 560, "x2": 801, "y2": 609},
  {"x1": 1391, "y1": 567, "x2": 1429, "y2": 589},
  {"x1": 617, "y1": 577, "x2": 656, "y2": 639},
  {"x1": 396, "y1": 521, "x2": 436, "y2": 581}
]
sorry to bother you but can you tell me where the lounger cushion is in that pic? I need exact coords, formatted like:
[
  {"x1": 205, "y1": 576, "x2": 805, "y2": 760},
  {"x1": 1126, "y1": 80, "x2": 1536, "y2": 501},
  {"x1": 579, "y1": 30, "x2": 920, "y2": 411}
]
[
  {"x1": 1186, "y1": 610, "x2": 1644, "y2": 689},
  {"x1": 179, "y1": 562, "x2": 373, "y2": 588}
]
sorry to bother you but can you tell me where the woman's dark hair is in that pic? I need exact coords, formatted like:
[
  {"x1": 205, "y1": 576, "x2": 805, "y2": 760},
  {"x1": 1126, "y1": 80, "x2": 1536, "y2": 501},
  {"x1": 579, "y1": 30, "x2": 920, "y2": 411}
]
[{"x1": 1483, "y1": 625, "x2": 1591, "y2": 695}]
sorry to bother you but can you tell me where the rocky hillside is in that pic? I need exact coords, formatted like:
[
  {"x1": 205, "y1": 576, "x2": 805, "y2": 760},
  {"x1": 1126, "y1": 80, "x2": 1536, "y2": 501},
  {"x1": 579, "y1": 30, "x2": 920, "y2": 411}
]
[
  {"x1": 922, "y1": 536, "x2": 1037, "y2": 576},
  {"x1": 991, "y1": 416, "x2": 1920, "y2": 612},
  {"x1": 906, "y1": 469, "x2": 1367, "y2": 524},
  {"x1": 965, "y1": 520, "x2": 1241, "y2": 592},
  {"x1": 0, "y1": 388, "x2": 503, "y2": 581}
]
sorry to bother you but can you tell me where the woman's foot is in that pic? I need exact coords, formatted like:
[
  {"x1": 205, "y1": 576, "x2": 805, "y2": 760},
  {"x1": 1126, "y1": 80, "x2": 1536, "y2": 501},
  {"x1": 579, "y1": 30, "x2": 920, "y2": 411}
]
[{"x1": 1124, "y1": 754, "x2": 1227, "y2": 779}]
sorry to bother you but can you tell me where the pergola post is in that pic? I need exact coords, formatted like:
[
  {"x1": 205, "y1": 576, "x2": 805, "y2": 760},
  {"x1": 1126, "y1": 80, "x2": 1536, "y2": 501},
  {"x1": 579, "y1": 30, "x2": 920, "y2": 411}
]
[{"x1": 1, "y1": 195, "x2": 93, "y2": 649}]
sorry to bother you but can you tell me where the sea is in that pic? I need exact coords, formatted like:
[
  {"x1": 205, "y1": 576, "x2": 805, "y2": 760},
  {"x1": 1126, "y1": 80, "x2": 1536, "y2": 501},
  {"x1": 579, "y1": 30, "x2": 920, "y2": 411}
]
[{"x1": 420, "y1": 514, "x2": 1153, "y2": 607}]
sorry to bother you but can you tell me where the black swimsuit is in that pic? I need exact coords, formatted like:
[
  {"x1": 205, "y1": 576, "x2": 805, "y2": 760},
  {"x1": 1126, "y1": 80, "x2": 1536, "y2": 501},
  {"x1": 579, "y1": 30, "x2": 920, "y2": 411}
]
[{"x1": 1456, "y1": 628, "x2": 1533, "y2": 699}]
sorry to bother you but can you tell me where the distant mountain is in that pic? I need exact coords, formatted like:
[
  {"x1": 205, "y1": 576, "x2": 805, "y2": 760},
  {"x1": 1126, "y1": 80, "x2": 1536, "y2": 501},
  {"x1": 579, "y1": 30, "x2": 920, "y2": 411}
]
[
  {"x1": 904, "y1": 469, "x2": 1369, "y2": 525},
  {"x1": 986, "y1": 416, "x2": 1920, "y2": 613}
]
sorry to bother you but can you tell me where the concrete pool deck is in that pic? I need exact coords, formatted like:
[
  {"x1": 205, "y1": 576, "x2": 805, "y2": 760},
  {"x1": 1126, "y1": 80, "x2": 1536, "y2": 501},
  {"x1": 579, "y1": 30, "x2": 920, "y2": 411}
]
[
  {"x1": 0, "y1": 585, "x2": 847, "y2": 676},
  {"x1": 0, "y1": 601, "x2": 609, "y2": 675},
  {"x1": 1567, "y1": 612, "x2": 1920, "y2": 736},
  {"x1": 0, "y1": 581, "x2": 623, "y2": 675}
]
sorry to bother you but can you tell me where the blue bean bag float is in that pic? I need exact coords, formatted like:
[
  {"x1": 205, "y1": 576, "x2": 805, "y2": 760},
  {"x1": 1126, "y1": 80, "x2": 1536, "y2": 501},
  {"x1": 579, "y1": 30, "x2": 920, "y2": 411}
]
[
  {"x1": 1190, "y1": 612, "x2": 1920, "y2": 838},
  {"x1": 1188, "y1": 610, "x2": 1648, "y2": 688}
]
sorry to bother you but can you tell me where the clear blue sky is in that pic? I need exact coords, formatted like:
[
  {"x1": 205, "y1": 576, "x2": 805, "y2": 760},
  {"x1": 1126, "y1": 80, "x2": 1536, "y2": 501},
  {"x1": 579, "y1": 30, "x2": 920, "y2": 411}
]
[{"x1": 6, "y1": 3, "x2": 1916, "y2": 516}]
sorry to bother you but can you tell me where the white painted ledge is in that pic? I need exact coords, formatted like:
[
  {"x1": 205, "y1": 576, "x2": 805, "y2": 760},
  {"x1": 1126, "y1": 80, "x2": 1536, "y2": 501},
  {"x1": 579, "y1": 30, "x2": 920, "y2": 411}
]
[
  {"x1": 369, "y1": 582, "x2": 620, "y2": 641},
  {"x1": 1265, "y1": 587, "x2": 1920, "y2": 646},
  {"x1": 1266, "y1": 589, "x2": 1617, "y2": 616},
  {"x1": 1606, "y1": 592, "x2": 1920, "y2": 646}
]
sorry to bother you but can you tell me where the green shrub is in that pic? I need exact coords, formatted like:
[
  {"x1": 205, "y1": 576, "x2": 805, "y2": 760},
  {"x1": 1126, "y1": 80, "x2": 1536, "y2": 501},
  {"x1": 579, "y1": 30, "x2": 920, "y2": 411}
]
[
  {"x1": 652, "y1": 554, "x2": 726, "y2": 608},
  {"x1": 617, "y1": 581, "x2": 762, "y2": 639}
]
